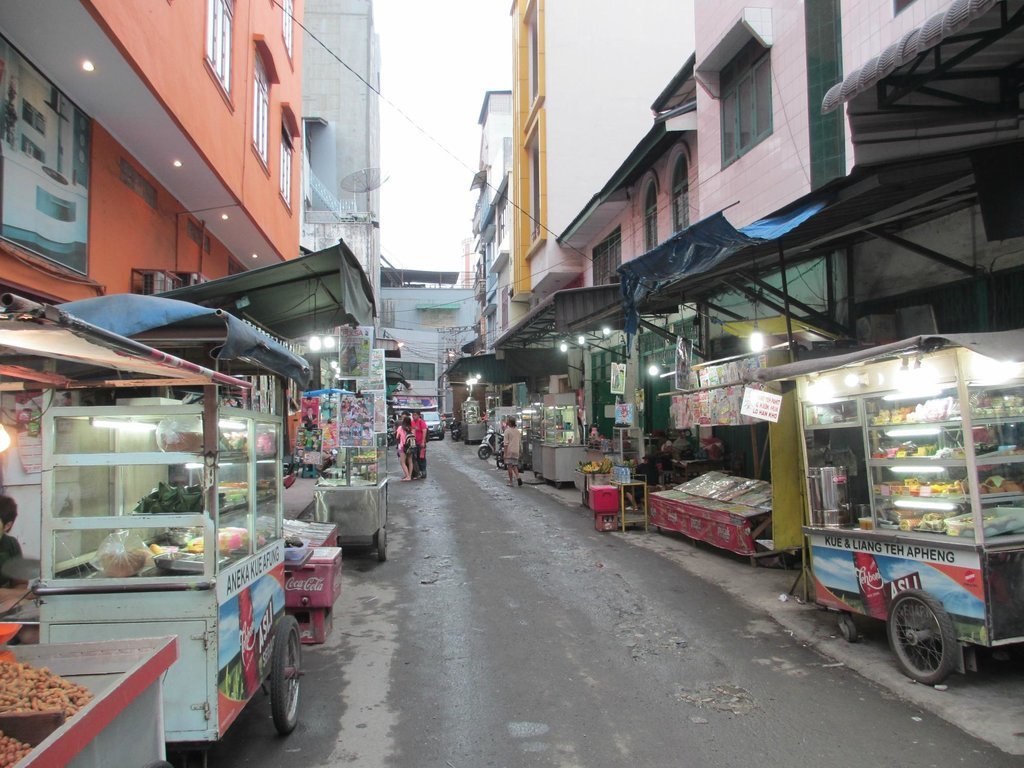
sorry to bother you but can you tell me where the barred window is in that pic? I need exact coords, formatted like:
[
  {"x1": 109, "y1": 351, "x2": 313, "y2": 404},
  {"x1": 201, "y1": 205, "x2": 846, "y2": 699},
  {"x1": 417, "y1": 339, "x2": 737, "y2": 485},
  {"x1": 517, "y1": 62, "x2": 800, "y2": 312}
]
[
  {"x1": 592, "y1": 227, "x2": 621, "y2": 285},
  {"x1": 643, "y1": 182, "x2": 658, "y2": 252},
  {"x1": 671, "y1": 155, "x2": 689, "y2": 232}
]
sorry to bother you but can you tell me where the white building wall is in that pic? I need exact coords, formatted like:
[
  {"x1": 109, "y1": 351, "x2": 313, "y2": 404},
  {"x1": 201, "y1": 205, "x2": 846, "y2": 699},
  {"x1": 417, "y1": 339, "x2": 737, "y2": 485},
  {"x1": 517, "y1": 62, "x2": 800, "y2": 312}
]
[{"x1": 530, "y1": 0, "x2": 696, "y2": 294}]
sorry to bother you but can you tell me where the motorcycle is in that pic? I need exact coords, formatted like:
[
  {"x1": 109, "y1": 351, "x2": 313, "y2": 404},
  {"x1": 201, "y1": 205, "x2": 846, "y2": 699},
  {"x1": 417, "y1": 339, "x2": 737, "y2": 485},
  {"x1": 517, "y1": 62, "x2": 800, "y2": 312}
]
[
  {"x1": 450, "y1": 420, "x2": 462, "y2": 442},
  {"x1": 386, "y1": 417, "x2": 397, "y2": 447},
  {"x1": 477, "y1": 428, "x2": 502, "y2": 460}
]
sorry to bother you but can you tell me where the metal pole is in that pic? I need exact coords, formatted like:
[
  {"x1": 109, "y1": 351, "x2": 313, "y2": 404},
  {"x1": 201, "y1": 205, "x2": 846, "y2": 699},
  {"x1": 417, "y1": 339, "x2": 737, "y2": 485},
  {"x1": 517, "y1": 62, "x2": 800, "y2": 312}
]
[{"x1": 778, "y1": 242, "x2": 797, "y2": 363}]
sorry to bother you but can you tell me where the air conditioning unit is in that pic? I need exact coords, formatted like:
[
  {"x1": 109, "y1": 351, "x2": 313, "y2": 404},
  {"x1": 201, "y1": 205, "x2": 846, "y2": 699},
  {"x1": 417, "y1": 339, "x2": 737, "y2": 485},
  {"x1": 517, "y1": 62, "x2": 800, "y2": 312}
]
[
  {"x1": 131, "y1": 269, "x2": 182, "y2": 295},
  {"x1": 175, "y1": 272, "x2": 208, "y2": 287}
]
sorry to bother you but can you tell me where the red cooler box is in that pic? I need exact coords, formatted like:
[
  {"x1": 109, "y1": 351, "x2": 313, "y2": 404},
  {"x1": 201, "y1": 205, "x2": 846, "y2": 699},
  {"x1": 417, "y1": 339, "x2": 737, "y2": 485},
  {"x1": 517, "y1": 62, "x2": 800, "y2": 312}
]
[
  {"x1": 588, "y1": 485, "x2": 619, "y2": 513},
  {"x1": 285, "y1": 546, "x2": 342, "y2": 609}
]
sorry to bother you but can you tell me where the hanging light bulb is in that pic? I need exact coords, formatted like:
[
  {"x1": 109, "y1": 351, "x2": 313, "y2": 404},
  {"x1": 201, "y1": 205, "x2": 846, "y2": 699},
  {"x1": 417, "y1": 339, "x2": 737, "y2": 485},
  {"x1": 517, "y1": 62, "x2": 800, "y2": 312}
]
[
  {"x1": 559, "y1": 341, "x2": 568, "y2": 352},
  {"x1": 648, "y1": 364, "x2": 660, "y2": 376},
  {"x1": 309, "y1": 335, "x2": 322, "y2": 352},
  {"x1": 577, "y1": 335, "x2": 586, "y2": 346},
  {"x1": 749, "y1": 324, "x2": 765, "y2": 352},
  {"x1": 323, "y1": 335, "x2": 335, "y2": 350},
  {"x1": 0, "y1": 425, "x2": 11, "y2": 453}
]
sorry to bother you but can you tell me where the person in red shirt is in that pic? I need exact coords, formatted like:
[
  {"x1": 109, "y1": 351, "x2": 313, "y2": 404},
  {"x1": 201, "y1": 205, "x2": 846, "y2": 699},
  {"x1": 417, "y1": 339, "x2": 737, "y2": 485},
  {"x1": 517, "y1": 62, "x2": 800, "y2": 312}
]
[{"x1": 412, "y1": 412, "x2": 428, "y2": 479}]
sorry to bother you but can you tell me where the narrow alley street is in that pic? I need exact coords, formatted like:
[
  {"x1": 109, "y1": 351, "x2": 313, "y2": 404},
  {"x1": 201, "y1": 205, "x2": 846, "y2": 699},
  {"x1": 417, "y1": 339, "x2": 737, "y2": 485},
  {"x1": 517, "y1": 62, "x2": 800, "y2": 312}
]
[{"x1": 207, "y1": 439, "x2": 1023, "y2": 767}]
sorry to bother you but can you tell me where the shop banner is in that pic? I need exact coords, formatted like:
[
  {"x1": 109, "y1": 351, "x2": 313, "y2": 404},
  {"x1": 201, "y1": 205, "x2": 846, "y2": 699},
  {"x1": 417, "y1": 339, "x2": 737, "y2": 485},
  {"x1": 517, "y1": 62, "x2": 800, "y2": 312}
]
[
  {"x1": 392, "y1": 395, "x2": 437, "y2": 410},
  {"x1": 808, "y1": 532, "x2": 986, "y2": 643}
]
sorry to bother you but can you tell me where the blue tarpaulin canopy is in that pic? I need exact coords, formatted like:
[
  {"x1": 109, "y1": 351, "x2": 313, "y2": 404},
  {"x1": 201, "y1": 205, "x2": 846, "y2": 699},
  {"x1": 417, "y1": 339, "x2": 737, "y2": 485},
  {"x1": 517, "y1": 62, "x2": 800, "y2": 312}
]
[
  {"x1": 617, "y1": 197, "x2": 829, "y2": 341},
  {"x1": 60, "y1": 294, "x2": 312, "y2": 387}
]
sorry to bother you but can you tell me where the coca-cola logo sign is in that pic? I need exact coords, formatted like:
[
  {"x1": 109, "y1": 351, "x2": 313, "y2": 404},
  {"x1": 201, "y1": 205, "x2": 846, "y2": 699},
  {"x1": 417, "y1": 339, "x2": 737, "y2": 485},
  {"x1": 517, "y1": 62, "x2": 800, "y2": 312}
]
[{"x1": 286, "y1": 575, "x2": 327, "y2": 592}]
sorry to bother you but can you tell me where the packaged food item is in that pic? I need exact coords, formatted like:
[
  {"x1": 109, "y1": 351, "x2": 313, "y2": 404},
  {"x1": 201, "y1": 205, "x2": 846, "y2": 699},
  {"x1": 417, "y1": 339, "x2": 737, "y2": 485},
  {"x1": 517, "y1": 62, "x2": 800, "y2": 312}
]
[{"x1": 94, "y1": 530, "x2": 152, "y2": 577}]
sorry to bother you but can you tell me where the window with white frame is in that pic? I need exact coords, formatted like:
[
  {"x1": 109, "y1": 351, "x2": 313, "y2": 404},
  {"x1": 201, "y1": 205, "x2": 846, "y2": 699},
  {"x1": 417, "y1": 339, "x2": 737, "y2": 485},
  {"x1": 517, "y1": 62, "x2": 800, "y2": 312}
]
[
  {"x1": 279, "y1": 125, "x2": 293, "y2": 206},
  {"x1": 720, "y1": 38, "x2": 772, "y2": 166},
  {"x1": 282, "y1": 0, "x2": 294, "y2": 58},
  {"x1": 253, "y1": 54, "x2": 269, "y2": 163},
  {"x1": 643, "y1": 182, "x2": 658, "y2": 252},
  {"x1": 671, "y1": 155, "x2": 689, "y2": 232},
  {"x1": 206, "y1": 0, "x2": 233, "y2": 94}
]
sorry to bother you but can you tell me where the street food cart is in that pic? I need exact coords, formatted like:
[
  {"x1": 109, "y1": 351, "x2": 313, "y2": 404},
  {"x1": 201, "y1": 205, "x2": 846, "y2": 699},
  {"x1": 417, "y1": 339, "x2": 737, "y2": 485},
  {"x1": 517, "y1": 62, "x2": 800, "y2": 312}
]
[
  {"x1": 752, "y1": 331, "x2": 1024, "y2": 683},
  {"x1": 0, "y1": 294, "x2": 311, "y2": 744},
  {"x1": 11, "y1": 637, "x2": 177, "y2": 766},
  {"x1": 311, "y1": 390, "x2": 388, "y2": 561},
  {"x1": 535, "y1": 393, "x2": 586, "y2": 487}
]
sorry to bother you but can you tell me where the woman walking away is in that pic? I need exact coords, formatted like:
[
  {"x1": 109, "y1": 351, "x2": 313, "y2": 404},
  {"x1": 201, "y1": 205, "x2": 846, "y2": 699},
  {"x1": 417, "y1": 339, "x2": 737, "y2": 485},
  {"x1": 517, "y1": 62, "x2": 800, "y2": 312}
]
[
  {"x1": 396, "y1": 416, "x2": 415, "y2": 481},
  {"x1": 503, "y1": 417, "x2": 523, "y2": 487}
]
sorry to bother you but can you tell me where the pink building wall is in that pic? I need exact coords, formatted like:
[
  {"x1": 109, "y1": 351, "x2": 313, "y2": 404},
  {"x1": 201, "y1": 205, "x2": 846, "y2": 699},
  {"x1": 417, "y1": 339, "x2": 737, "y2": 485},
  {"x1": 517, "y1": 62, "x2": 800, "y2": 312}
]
[{"x1": 694, "y1": 2, "x2": 811, "y2": 229}]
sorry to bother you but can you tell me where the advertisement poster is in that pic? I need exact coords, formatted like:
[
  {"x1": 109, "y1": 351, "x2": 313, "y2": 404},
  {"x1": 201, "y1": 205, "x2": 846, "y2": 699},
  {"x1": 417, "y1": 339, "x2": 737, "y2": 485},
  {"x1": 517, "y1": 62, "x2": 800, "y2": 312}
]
[
  {"x1": 614, "y1": 402, "x2": 635, "y2": 426},
  {"x1": 392, "y1": 395, "x2": 437, "y2": 411},
  {"x1": 300, "y1": 397, "x2": 320, "y2": 427},
  {"x1": 14, "y1": 391, "x2": 43, "y2": 474},
  {"x1": 366, "y1": 391, "x2": 387, "y2": 434},
  {"x1": 610, "y1": 363, "x2": 626, "y2": 395},
  {"x1": 217, "y1": 559, "x2": 285, "y2": 733},
  {"x1": 358, "y1": 349, "x2": 386, "y2": 392},
  {"x1": 808, "y1": 532, "x2": 985, "y2": 643},
  {"x1": 337, "y1": 394, "x2": 375, "y2": 447},
  {"x1": 338, "y1": 326, "x2": 373, "y2": 379},
  {"x1": 0, "y1": 35, "x2": 92, "y2": 273},
  {"x1": 676, "y1": 355, "x2": 768, "y2": 427}
]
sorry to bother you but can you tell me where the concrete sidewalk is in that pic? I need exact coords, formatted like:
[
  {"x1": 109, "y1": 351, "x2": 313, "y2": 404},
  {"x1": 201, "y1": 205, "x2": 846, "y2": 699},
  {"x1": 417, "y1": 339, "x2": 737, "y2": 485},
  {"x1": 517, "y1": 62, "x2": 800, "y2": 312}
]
[{"x1": 283, "y1": 452, "x2": 1024, "y2": 755}]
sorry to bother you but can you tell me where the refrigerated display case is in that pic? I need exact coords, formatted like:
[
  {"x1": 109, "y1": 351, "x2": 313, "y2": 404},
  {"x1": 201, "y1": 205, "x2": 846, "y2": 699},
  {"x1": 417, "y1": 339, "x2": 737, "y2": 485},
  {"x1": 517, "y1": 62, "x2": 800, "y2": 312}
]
[{"x1": 767, "y1": 337, "x2": 1024, "y2": 684}]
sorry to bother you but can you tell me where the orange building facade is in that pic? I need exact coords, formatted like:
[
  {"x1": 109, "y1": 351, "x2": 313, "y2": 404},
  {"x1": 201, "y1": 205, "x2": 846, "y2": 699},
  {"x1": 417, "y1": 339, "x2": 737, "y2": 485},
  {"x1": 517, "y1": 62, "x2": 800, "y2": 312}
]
[{"x1": 0, "y1": 0, "x2": 303, "y2": 303}]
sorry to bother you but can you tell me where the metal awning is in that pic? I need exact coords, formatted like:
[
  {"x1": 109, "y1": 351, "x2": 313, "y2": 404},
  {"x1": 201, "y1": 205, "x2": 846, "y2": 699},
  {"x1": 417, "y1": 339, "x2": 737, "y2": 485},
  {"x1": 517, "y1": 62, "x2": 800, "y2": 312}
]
[
  {"x1": 158, "y1": 242, "x2": 376, "y2": 340},
  {"x1": 445, "y1": 350, "x2": 568, "y2": 384},
  {"x1": 820, "y1": 0, "x2": 1024, "y2": 165},
  {"x1": 494, "y1": 284, "x2": 626, "y2": 350},
  {"x1": 0, "y1": 294, "x2": 255, "y2": 390},
  {"x1": 748, "y1": 329, "x2": 1024, "y2": 383},
  {"x1": 822, "y1": 0, "x2": 1002, "y2": 114}
]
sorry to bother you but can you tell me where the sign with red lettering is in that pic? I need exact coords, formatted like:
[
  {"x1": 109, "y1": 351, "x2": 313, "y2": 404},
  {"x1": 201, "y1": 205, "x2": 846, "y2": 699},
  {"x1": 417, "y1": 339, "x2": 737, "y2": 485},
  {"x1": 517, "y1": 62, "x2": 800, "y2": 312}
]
[{"x1": 740, "y1": 387, "x2": 782, "y2": 423}]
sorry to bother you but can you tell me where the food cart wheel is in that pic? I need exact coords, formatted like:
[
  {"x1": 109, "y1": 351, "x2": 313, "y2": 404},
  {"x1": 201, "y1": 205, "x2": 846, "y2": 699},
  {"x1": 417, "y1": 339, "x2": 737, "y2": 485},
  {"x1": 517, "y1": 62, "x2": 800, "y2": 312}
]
[
  {"x1": 270, "y1": 615, "x2": 302, "y2": 735},
  {"x1": 886, "y1": 590, "x2": 958, "y2": 685},
  {"x1": 376, "y1": 526, "x2": 387, "y2": 562},
  {"x1": 837, "y1": 613, "x2": 859, "y2": 643}
]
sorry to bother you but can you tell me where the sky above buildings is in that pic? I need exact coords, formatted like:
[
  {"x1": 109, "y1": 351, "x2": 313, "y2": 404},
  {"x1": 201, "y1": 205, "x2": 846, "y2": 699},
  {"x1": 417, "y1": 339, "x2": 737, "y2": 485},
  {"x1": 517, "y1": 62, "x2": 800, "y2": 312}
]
[{"x1": 373, "y1": 0, "x2": 511, "y2": 275}]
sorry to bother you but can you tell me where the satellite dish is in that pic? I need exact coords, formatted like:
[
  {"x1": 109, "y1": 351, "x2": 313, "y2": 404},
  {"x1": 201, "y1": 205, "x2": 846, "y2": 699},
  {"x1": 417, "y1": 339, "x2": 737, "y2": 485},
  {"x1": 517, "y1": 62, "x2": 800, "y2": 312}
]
[{"x1": 340, "y1": 167, "x2": 389, "y2": 193}]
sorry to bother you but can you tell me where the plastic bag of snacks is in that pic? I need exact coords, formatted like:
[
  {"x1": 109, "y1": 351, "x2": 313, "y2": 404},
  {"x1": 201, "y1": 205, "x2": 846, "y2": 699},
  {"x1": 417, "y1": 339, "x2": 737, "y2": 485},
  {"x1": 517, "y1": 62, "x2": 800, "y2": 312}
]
[{"x1": 94, "y1": 530, "x2": 152, "y2": 577}]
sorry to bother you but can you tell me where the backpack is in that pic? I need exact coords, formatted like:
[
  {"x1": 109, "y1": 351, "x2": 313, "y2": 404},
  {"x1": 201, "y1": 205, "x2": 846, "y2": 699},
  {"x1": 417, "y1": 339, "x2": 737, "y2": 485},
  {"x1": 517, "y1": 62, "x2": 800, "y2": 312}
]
[{"x1": 404, "y1": 432, "x2": 416, "y2": 452}]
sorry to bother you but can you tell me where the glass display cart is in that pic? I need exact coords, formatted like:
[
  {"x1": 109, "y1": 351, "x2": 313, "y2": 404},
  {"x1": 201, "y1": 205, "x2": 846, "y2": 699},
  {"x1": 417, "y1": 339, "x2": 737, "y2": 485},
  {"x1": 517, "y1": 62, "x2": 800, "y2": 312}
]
[
  {"x1": 759, "y1": 335, "x2": 1024, "y2": 684},
  {"x1": 463, "y1": 401, "x2": 486, "y2": 444},
  {"x1": 312, "y1": 392, "x2": 388, "y2": 561},
  {"x1": 0, "y1": 293, "x2": 312, "y2": 746},
  {"x1": 535, "y1": 393, "x2": 585, "y2": 486}
]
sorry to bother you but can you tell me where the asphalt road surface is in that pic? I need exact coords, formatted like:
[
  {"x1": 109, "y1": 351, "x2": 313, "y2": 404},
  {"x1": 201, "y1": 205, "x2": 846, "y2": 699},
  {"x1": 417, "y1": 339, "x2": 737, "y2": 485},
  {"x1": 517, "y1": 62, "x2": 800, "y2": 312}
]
[{"x1": 203, "y1": 439, "x2": 1019, "y2": 767}]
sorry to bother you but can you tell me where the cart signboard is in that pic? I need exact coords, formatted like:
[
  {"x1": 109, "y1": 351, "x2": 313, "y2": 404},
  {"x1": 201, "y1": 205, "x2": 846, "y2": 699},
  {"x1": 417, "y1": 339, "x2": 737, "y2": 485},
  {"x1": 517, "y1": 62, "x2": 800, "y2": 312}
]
[
  {"x1": 807, "y1": 531, "x2": 986, "y2": 643},
  {"x1": 740, "y1": 386, "x2": 782, "y2": 422},
  {"x1": 216, "y1": 550, "x2": 286, "y2": 734}
]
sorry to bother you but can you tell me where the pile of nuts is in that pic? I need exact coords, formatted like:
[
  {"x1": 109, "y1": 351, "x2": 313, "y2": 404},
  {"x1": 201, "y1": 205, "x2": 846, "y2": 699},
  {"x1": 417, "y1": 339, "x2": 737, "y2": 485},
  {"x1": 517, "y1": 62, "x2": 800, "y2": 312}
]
[
  {"x1": 0, "y1": 661, "x2": 93, "y2": 718},
  {"x1": 0, "y1": 730, "x2": 31, "y2": 766}
]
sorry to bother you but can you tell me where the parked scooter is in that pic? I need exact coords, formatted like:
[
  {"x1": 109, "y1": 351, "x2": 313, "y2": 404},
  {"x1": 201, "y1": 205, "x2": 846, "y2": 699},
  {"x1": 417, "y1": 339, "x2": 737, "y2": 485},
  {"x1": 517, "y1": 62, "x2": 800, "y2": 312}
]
[
  {"x1": 477, "y1": 427, "x2": 502, "y2": 460},
  {"x1": 450, "y1": 420, "x2": 463, "y2": 442}
]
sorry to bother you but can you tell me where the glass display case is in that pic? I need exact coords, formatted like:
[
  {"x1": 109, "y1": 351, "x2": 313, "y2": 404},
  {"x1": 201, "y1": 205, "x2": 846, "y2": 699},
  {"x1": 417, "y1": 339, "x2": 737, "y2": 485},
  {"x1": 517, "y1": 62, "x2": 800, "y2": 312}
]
[
  {"x1": 43, "y1": 405, "x2": 281, "y2": 581},
  {"x1": 798, "y1": 347, "x2": 1024, "y2": 544},
  {"x1": 315, "y1": 441, "x2": 385, "y2": 488},
  {"x1": 541, "y1": 405, "x2": 577, "y2": 446}
]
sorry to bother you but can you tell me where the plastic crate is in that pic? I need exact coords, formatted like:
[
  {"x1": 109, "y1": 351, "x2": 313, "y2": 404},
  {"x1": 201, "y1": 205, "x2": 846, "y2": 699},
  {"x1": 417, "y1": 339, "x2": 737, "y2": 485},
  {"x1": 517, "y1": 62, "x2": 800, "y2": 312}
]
[
  {"x1": 594, "y1": 510, "x2": 619, "y2": 532},
  {"x1": 589, "y1": 485, "x2": 619, "y2": 513}
]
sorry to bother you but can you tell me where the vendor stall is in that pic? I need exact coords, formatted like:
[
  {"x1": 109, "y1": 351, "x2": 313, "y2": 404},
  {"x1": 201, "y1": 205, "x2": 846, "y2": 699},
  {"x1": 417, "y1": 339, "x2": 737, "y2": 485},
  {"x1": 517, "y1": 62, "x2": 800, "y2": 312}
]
[
  {"x1": 311, "y1": 392, "x2": 388, "y2": 561},
  {"x1": 0, "y1": 294, "x2": 310, "y2": 745},
  {"x1": 649, "y1": 472, "x2": 772, "y2": 558},
  {"x1": 752, "y1": 331, "x2": 1024, "y2": 683},
  {"x1": 534, "y1": 393, "x2": 586, "y2": 487},
  {"x1": 11, "y1": 637, "x2": 176, "y2": 767}
]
